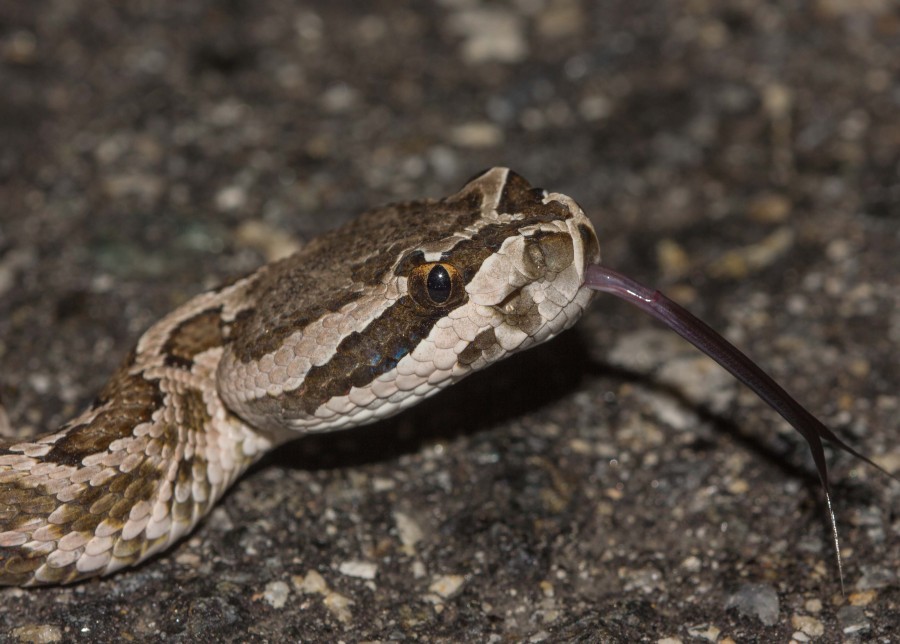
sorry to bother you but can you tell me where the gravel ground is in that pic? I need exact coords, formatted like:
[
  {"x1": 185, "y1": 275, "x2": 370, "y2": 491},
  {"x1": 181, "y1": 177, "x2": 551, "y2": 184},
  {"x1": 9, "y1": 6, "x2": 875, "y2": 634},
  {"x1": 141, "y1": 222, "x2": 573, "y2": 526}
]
[{"x1": 1, "y1": 1, "x2": 899, "y2": 641}]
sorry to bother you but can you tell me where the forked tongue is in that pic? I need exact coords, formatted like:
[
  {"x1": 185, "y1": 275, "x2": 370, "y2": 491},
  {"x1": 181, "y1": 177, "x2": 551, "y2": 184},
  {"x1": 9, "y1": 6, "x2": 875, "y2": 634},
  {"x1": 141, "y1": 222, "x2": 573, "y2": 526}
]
[{"x1": 583, "y1": 263, "x2": 897, "y2": 593}]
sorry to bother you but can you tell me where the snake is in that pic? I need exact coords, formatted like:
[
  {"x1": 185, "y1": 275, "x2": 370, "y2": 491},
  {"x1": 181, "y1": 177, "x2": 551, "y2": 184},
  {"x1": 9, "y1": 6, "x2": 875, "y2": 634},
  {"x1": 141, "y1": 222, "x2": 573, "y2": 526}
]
[{"x1": 0, "y1": 168, "x2": 888, "y2": 587}]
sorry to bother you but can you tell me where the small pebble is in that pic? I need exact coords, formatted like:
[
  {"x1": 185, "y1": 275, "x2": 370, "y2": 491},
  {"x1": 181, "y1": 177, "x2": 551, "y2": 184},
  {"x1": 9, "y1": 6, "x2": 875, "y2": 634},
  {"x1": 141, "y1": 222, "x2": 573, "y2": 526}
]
[
  {"x1": 320, "y1": 83, "x2": 359, "y2": 113},
  {"x1": 11, "y1": 625, "x2": 63, "y2": 644},
  {"x1": 791, "y1": 614, "x2": 824, "y2": 637},
  {"x1": 429, "y1": 574, "x2": 465, "y2": 599},
  {"x1": 293, "y1": 570, "x2": 328, "y2": 595},
  {"x1": 449, "y1": 122, "x2": 504, "y2": 149},
  {"x1": 725, "y1": 583, "x2": 779, "y2": 626},
  {"x1": 338, "y1": 560, "x2": 377, "y2": 580},
  {"x1": 848, "y1": 589, "x2": 876, "y2": 606},
  {"x1": 708, "y1": 227, "x2": 795, "y2": 279},
  {"x1": 215, "y1": 185, "x2": 246, "y2": 211},
  {"x1": 175, "y1": 552, "x2": 201, "y2": 568},
  {"x1": 748, "y1": 192, "x2": 792, "y2": 223},
  {"x1": 2, "y1": 30, "x2": 38, "y2": 64},
  {"x1": 579, "y1": 94, "x2": 613, "y2": 121},
  {"x1": 837, "y1": 605, "x2": 871, "y2": 635},
  {"x1": 393, "y1": 511, "x2": 424, "y2": 553},
  {"x1": 323, "y1": 592, "x2": 354, "y2": 624},
  {"x1": 535, "y1": 0, "x2": 584, "y2": 39},
  {"x1": 446, "y1": 8, "x2": 528, "y2": 64},
  {"x1": 656, "y1": 238, "x2": 691, "y2": 280},
  {"x1": 539, "y1": 580, "x2": 554, "y2": 598},
  {"x1": 234, "y1": 220, "x2": 302, "y2": 262},
  {"x1": 263, "y1": 580, "x2": 290, "y2": 609},
  {"x1": 685, "y1": 624, "x2": 720, "y2": 642},
  {"x1": 855, "y1": 565, "x2": 897, "y2": 590},
  {"x1": 371, "y1": 477, "x2": 395, "y2": 492},
  {"x1": 680, "y1": 555, "x2": 702, "y2": 573}
]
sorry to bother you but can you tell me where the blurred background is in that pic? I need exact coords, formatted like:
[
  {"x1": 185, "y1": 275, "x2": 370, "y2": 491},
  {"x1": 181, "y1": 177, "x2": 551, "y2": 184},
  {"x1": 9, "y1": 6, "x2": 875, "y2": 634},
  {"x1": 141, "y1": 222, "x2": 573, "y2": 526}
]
[{"x1": 1, "y1": 0, "x2": 898, "y2": 640}]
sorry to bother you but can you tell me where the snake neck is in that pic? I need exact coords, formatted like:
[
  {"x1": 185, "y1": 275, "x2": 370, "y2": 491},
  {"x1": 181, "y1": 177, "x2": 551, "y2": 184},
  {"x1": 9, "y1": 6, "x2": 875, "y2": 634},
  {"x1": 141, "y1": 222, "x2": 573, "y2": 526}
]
[{"x1": 0, "y1": 276, "x2": 273, "y2": 586}]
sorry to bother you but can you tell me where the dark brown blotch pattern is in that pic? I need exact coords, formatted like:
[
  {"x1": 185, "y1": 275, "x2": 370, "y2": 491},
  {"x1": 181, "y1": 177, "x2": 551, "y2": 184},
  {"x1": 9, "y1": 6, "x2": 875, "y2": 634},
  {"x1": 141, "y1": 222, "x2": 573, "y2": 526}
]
[
  {"x1": 457, "y1": 328, "x2": 499, "y2": 367},
  {"x1": 496, "y1": 171, "x2": 571, "y2": 223},
  {"x1": 162, "y1": 308, "x2": 225, "y2": 368},
  {"x1": 47, "y1": 371, "x2": 164, "y2": 467},
  {"x1": 279, "y1": 295, "x2": 453, "y2": 417}
]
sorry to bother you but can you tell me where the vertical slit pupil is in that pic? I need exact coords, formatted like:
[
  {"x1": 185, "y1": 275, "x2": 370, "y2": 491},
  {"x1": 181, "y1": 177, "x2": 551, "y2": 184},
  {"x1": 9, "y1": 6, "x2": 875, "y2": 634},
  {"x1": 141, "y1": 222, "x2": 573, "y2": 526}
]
[{"x1": 426, "y1": 265, "x2": 452, "y2": 303}]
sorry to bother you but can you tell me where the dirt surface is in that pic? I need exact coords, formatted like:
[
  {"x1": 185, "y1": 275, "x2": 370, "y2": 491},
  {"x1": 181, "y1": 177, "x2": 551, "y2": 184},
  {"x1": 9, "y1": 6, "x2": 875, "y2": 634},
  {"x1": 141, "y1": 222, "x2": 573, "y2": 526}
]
[{"x1": 1, "y1": 0, "x2": 899, "y2": 641}]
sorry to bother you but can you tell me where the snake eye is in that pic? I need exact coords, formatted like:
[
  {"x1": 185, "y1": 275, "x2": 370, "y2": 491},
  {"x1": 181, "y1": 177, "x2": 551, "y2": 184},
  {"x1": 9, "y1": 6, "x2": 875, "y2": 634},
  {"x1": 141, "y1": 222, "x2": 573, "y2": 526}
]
[
  {"x1": 408, "y1": 262, "x2": 464, "y2": 309},
  {"x1": 426, "y1": 265, "x2": 452, "y2": 303}
]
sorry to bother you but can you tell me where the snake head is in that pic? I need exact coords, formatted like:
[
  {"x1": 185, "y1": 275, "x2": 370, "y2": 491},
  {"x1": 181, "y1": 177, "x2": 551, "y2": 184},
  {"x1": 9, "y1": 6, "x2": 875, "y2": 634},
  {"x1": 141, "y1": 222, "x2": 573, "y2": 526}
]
[{"x1": 218, "y1": 168, "x2": 602, "y2": 435}]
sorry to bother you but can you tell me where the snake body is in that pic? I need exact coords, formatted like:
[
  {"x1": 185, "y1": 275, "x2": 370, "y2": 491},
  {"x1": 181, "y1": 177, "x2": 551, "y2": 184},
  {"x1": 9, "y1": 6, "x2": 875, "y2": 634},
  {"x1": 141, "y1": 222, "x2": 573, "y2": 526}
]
[{"x1": 0, "y1": 168, "x2": 600, "y2": 585}]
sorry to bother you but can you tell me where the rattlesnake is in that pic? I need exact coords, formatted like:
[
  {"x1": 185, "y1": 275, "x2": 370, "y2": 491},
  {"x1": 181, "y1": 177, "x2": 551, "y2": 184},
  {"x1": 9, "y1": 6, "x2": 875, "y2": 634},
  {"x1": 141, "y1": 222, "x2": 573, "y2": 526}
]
[{"x1": 0, "y1": 168, "x2": 887, "y2": 587}]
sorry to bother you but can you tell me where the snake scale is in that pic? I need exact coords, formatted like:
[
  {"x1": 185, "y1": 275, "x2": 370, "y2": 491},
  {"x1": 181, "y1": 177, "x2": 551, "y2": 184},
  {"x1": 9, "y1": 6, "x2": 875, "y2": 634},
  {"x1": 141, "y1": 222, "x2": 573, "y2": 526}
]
[{"x1": 0, "y1": 168, "x2": 887, "y2": 587}]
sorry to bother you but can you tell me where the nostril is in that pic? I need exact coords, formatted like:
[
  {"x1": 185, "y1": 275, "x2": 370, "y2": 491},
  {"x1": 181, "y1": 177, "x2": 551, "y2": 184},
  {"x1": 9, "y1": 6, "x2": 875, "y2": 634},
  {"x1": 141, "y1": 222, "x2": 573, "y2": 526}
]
[
  {"x1": 521, "y1": 240, "x2": 547, "y2": 279},
  {"x1": 535, "y1": 232, "x2": 574, "y2": 273}
]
